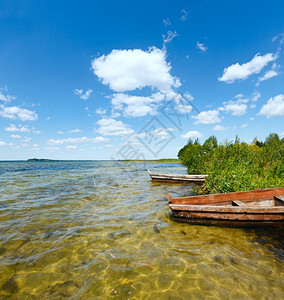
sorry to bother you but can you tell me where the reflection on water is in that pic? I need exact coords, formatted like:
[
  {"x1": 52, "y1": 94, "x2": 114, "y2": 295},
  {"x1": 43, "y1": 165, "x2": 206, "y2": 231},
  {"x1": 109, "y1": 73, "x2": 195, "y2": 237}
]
[{"x1": 0, "y1": 161, "x2": 283, "y2": 299}]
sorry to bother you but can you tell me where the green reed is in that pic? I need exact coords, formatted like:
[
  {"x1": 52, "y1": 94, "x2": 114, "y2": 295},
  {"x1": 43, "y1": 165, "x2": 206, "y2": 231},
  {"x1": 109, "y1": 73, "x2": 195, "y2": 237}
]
[{"x1": 178, "y1": 133, "x2": 284, "y2": 194}]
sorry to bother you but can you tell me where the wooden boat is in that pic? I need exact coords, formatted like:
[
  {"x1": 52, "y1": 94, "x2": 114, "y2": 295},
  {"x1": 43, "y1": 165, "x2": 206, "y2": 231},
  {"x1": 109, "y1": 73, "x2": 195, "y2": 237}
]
[
  {"x1": 148, "y1": 169, "x2": 207, "y2": 183},
  {"x1": 166, "y1": 187, "x2": 284, "y2": 226}
]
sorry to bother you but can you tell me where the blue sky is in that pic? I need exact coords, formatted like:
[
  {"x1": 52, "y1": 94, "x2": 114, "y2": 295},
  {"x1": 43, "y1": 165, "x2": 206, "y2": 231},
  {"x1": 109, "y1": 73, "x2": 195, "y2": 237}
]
[{"x1": 0, "y1": 0, "x2": 283, "y2": 160}]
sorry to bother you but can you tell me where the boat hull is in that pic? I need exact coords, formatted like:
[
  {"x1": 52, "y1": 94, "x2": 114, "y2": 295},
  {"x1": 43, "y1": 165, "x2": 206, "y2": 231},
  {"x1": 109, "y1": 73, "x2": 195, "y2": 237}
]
[
  {"x1": 148, "y1": 169, "x2": 207, "y2": 183},
  {"x1": 167, "y1": 188, "x2": 284, "y2": 227}
]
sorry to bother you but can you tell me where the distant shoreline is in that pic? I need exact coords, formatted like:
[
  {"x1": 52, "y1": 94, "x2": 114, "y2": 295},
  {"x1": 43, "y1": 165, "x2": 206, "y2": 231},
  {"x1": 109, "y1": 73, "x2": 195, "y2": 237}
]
[{"x1": 121, "y1": 159, "x2": 182, "y2": 163}]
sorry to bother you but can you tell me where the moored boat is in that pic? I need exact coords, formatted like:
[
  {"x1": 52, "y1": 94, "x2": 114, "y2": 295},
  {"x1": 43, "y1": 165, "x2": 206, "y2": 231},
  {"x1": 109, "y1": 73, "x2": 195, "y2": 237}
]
[
  {"x1": 148, "y1": 169, "x2": 207, "y2": 183},
  {"x1": 166, "y1": 187, "x2": 284, "y2": 226}
]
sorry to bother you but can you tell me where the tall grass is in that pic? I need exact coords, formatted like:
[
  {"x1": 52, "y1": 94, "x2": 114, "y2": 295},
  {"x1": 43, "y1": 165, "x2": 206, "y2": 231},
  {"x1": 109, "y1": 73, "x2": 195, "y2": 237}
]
[{"x1": 178, "y1": 134, "x2": 284, "y2": 194}]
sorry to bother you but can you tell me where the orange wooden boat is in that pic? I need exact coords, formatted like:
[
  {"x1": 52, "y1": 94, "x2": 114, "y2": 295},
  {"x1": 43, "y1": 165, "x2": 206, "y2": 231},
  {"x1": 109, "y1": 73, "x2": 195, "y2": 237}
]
[{"x1": 166, "y1": 187, "x2": 284, "y2": 226}]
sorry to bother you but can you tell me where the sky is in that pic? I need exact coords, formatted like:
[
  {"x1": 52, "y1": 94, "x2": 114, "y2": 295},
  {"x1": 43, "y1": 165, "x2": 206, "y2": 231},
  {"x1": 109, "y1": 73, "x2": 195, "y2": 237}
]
[{"x1": 0, "y1": 0, "x2": 284, "y2": 160}]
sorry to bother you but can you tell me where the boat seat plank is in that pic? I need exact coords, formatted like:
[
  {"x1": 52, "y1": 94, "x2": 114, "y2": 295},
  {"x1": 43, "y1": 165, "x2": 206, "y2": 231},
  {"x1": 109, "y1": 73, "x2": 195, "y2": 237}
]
[
  {"x1": 274, "y1": 196, "x2": 284, "y2": 206},
  {"x1": 232, "y1": 200, "x2": 247, "y2": 206}
]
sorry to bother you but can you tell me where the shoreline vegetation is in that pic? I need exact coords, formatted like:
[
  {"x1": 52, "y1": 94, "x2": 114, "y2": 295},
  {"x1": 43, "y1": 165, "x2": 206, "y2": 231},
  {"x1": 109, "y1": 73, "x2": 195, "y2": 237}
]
[{"x1": 178, "y1": 133, "x2": 284, "y2": 195}]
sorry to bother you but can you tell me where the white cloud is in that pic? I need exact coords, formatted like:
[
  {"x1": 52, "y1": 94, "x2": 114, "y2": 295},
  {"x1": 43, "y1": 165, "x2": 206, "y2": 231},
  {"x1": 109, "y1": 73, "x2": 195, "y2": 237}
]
[
  {"x1": 181, "y1": 131, "x2": 203, "y2": 140},
  {"x1": 22, "y1": 137, "x2": 31, "y2": 143},
  {"x1": 57, "y1": 131, "x2": 64, "y2": 134},
  {"x1": 180, "y1": 9, "x2": 188, "y2": 21},
  {"x1": 221, "y1": 100, "x2": 247, "y2": 116},
  {"x1": 251, "y1": 91, "x2": 261, "y2": 102},
  {"x1": 240, "y1": 123, "x2": 248, "y2": 128},
  {"x1": 151, "y1": 128, "x2": 174, "y2": 140},
  {"x1": 192, "y1": 110, "x2": 221, "y2": 124},
  {"x1": 218, "y1": 53, "x2": 277, "y2": 83},
  {"x1": 196, "y1": 42, "x2": 207, "y2": 52},
  {"x1": 11, "y1": 134, "x2": 21, "y2": 138},
  {"x1": 0, "y1": 92, "x2": 16, "y2": 103},
  {"x1": 163, "y1": 31, "x2": 178, "y2": 44},
  {"x1": 47, "y1": 136, "x2": 109, "y2": 145},
  {"x1": 74, "y1": 88, "x2": 93, "y2": 100},
  {"x1": 92, "y1": 136, "x2": 110, "y2": 143},
  {"x1": 163, "y1": 18, "x2": 171, "y2": 26},
  {"x1": 0, "y1": 105, "x2": 38, "y2": 121},
  {"x1": 67, "y1": 129, "x2": 81, "y2": 134},
  {"x1": 96, "y1": 108, "x2": 107, "y2": 115},
  {"x1": 272, "y1": 33, "x2": 284, "y2": 44},
  {"x1": 46, "y1": 147, "x2": 60, "y2": 151},
  {"x1": 66, "y1": 145, "x2": 77, "y2": 149},
  {"x1": 5, "y1": 124, "x2": 31, "y2": 132},
  {"x1": 0, "y1": 140, "x2": 13, "y2": 147},
  {"x1": 91, "y1": 47, "x2": 180, "y2": 93},
  {"x1": 280, "y1": 132, "x2": 284, "y2": 137},
  {"x1": 175, "y1": 104, "x2": 192, "y2": 113},
  {"x1": 32, "y1": 129, "x2": 41, "y2": 134},
  {"x1": 111, "y1": 92, "x2": 164, "y2": 117},
  {"x1": 258, "y1": 94, "x2": 284, "y2": 118},
  {"x1": 257, "y1": 70, "x2": 278, "y2": 84},
  {"x1": 213, "y1": 125, "x2": 227, "y2": 131},
  {"x1": 96, "y1": 118, "x2": 134, "y2": 136}
]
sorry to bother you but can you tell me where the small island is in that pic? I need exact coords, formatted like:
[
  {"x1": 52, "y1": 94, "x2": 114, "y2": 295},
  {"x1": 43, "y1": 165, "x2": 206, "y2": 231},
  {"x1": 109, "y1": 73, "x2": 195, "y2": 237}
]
[{"x1": 27, "y1": 158, "x2": 56, "y2": 162}]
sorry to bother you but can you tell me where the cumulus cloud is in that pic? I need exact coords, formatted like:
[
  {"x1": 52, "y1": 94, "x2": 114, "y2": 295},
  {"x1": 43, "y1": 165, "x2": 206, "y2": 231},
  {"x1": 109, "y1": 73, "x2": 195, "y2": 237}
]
[
  {"x1": 196, "y1": 42, "x2": 207, "y2": 52},
  {"x1": 258, "y1": 70, "x2": 278, "y2": 82},
  {"x1": 5, "y1": 124, "x2": 30, "y2": 132},
  {"x1": 218, "y1": 53, "x2": 277, "y2": 83},
  {"x1": 251, "y1": 91, "x2": 261, "y2": 102},
  {"x1": 181, "y1": 131, "x2": 203, "y2": 140},
  {"x1": 96, "y1": 118, "x2": 134, "y2": 136},
  {"x1": 11, "y1": 134, "x2": 21, "y2": 138},
  {"x1": 74, "y1": 88, "x2": 93, "y2": 100},
  {"x1": 221, "y1": 100, "x2": 247, "y2": 116},
  {"x1": 0, "y1": 105, "x2": 38, "y2": 121},
  {"x1": 91, "y1": 47, "x2": 181, "y2": 93},
  {"x1": 66, "y1": 145, "x2": 77, "y2": 149},
  {"x1": 111, "y1": 92, "x2": 165, "y2": 117},
  {"x1": 192, "y1": 110, "x2": 221, "y2": 124},
  {"x1": 151, "y1": 128, "x2": 174, "y2": 140},
  {"x1": 258, "y1": 94, "x2": 284, "y2": 118},
  {"x1": 47, "y1": 136, "x2": 109, "y2": 145},
  {"x1": 213, "y1": 125, "x2": 227, "y2": 131},
  {"x1": 163, "y1": 31, "x2": 178, "y2": 44},
  {"x1": 67, "y1": 129, "x2": 81, "y2": 133},
  {"x1": 0, "y1": 92, "x2": 16, "y2": 103},
  {"x1": 96, "y1": 108, "x2": 107, "y2": 115}
]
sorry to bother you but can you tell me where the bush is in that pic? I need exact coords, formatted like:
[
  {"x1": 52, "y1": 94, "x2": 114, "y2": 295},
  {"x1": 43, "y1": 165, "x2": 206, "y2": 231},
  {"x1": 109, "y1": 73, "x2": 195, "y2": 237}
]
[{"x1": 178, "y1": 134, "x2": 284, "y2": 194}]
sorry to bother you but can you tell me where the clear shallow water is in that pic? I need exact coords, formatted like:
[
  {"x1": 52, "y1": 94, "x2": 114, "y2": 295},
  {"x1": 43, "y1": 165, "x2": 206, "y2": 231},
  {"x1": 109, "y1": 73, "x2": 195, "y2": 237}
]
[{"x1": 0, "y1": 161, "x2": 283, "y2": 299}]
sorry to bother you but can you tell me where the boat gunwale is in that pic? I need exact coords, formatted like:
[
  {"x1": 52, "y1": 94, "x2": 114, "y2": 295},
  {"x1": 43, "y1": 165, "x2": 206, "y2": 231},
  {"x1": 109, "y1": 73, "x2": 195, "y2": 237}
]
[{"x1": 169, "y1": 203, "x2": 284, "y2": 214}]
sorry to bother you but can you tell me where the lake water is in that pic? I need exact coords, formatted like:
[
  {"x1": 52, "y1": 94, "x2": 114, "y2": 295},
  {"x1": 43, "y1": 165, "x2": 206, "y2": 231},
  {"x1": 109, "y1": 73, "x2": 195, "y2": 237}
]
[{"x1": 0, "y1": 161, "x2": 283, "y2": 299}]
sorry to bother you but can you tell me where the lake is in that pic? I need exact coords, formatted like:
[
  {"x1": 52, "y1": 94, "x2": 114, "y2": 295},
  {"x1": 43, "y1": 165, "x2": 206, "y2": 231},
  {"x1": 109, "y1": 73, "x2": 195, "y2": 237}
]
[{"x1": 0, "y1": 161, "x2": 283, "y2": 299}]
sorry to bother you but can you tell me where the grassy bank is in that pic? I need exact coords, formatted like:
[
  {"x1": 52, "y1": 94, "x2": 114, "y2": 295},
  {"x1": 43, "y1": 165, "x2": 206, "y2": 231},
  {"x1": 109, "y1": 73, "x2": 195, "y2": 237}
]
[
  {"x1": 178, "y1": 133, "x2": 284, "y2": 194},
  {"x1": 121, "y1": 158, "x2": 182, "y2": 163}
]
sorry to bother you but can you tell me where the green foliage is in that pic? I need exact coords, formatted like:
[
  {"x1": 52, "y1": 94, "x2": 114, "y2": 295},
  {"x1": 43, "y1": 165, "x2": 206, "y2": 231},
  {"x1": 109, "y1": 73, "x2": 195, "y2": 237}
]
[{"x1": 178, "y1": 134, "x2": 284, "y2": 194}]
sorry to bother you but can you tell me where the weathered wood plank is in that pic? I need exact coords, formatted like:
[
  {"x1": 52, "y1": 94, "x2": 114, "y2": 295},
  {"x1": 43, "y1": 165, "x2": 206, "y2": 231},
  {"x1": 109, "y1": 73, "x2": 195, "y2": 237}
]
[
  {"x1": 274, "y1": 195, "x2": 284, "y2": 206},
  {"x1": 172, "y1": 211, "x2": 284, "y2": 221},
  {"x1": 232, "y1": 200, "x2": 247, "y2": 206},
  {"x1": 169, "y1": 188, "x2": 284, "y2": 205},
  {"x1": 169, "y1": 204, "x2": 284, "y2": 214}
]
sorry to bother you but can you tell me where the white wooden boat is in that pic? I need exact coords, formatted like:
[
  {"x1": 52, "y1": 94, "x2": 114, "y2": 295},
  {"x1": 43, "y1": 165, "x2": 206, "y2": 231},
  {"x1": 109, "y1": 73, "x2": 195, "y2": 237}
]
[{"x1": 148, "y1": 169, "x2": 207, "y2": 183}]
